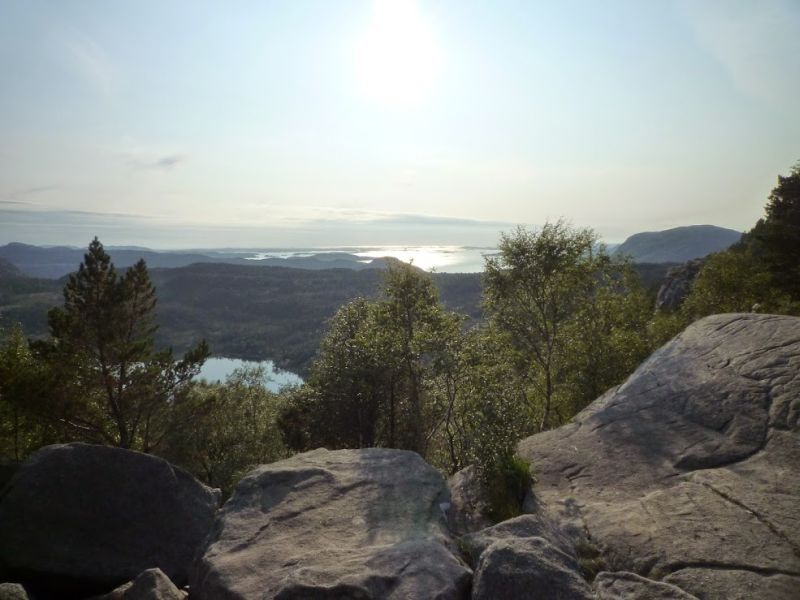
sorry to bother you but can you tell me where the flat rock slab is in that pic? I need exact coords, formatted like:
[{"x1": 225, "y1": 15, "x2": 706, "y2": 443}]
[
  {"x1": 517, "y1": 314, "x2": 800, "y2": 599},
  {"x1": 191, "y1": 448, "x2": 471, "y2": 599},
  {"x1": 0, "y1": 443, "x2": 219, "y2": 595},
  {"x1": 594, "y1": 571, "x2": 699, "y2": 599}
]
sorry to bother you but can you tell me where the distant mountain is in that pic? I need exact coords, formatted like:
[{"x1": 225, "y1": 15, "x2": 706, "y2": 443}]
[
  {"x1": 0, "y1": 243, "x2": 394, "y2": 279},
  {"x1": 0, "y1": 257, "x2": 23, "y2": 278},
  {"x1": 614, "y1": 225, "x2": 742, "y2": 263}
]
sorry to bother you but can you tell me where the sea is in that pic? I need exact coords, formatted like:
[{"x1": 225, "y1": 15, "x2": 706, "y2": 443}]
[{"x1": 231, "y1": 245, "x2": 497, "y2": 273}]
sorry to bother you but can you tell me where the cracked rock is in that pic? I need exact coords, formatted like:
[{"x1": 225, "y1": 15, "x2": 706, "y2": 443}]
[
  {"x1": 190, "y1": 448, "x2": 471, "y2": 600},
  {"x1": 517, "y1": 314, "x2": 800, "y2": 600}
]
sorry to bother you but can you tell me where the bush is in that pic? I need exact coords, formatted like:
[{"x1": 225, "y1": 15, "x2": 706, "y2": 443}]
[{"x1": 482, "y1": 455, "x2": 534, "y2": 522}]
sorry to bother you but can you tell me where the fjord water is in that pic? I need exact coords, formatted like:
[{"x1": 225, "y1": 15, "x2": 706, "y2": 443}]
[
  {"x1": 240, "y1": 245, "x2": 496, "y2": 273},
  {"x1": 197, "y1": 357, "x2": 303, "y2": 391}
]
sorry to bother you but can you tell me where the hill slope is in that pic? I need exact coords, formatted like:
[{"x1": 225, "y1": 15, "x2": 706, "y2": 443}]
[{"x1": 614, "y1": 225, "x2": 742, "y2": 263}]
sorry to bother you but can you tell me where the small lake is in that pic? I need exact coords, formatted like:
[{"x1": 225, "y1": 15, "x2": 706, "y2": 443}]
[{"x1": 196, "y1": 357, "x2": 303, "y2": 392}]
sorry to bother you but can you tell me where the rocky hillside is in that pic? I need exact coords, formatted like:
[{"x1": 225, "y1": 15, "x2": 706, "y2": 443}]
[
  {"x1": 517, "y1": 313, "x2": 800, "y2": 599},
  {"x1": 0, "y1": 313, "x2": 797, "y2": 599},
  {"x1": 614, "y1": 225, "x2": 742, "y2": 263}
]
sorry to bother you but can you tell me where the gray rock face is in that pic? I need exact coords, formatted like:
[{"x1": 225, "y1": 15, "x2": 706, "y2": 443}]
[
  {"x1": 654, "y1": 258, "x2": 704, "y2": 312},
  {"x1": 191, "y1": 448, "x2": 471, "y2": 600},
  {"x1": 459, "y1": 514, "x2": 575, "y2": 568},
  {"x1": 446, "y1": 465, "x2": 493, "y2": 537},
  {"x1": 0, "y1": 584, "x2": 28, "y2": 600},
  {"x1": 0, "y1": 443, "x2": 219, "y2": 595},
  {"x1": 517, "y1": 314, "x2": 800, "y2": 599},
  {"x1": 471, "y1": 537, "x2": 594, "y2": 600},
  {"x1": 594, "y1": 571, "x2": 698, "y2": 599},
  {"x1": 92, "y1": 569, "x2": 185, "y2": 600}
]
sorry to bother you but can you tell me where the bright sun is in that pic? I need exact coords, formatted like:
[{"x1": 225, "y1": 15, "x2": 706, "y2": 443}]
[{"x1": 355, "y1": 0, "x2": 442, "y2": 108}]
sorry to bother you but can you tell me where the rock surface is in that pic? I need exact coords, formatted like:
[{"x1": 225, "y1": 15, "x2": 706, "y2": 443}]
[
  {"x1": 517, "y1": 313, "x2": 800, "y2": 599},
  {"x1": 191, "y1": 447, "x2": 471, "y2": 599},
  {"x1": 446, "y1": 465, "x2": 493, "y2": 537},
  {"x1": 594, "y1": 571, "x2": 698, "y2": 599},
  {"x1": 0, "y1": 584, "x2": 28, "y2": 600},
  {"x1": 459, "y1": 513, "x2": 574, "y2": 568},
  {"x1": 654, "y1": 258, "x2": 704, "y2": 311},
  {"x1": 471, "y1": 537, "x2": 594, "y2": 600},
  {"x1": 0, "y1": 443, "x2": 219, "y2": 596},
  {"x1": 92, "y1": 569, "x2": 186, "y2": 600}
]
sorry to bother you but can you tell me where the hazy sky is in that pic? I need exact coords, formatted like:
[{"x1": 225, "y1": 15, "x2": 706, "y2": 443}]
[{"x1": 1, "y1": 0, "x2": 799, "y2": 248}]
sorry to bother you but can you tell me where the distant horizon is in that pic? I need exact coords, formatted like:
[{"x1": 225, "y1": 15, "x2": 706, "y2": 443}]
[
  {"x1": 2, "y1": 1, "x2": 797, "y2": 250},
  {"x1": 0, "y1": 221, "x2": 744, "y2": 251}
]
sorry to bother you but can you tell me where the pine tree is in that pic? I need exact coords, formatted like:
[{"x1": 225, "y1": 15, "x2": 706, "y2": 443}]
[{"x1": 46, "y1": 238, "x2": 209, "y2": 451}]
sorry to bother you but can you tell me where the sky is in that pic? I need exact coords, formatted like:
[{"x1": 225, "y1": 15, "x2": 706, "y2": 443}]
[{"x1": 1, "y1": 0, "x2": 799, "y2": 248}]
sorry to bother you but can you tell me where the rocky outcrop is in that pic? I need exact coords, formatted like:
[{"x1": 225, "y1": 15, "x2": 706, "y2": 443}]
[
  {"x1": 91, "y1": 569, "x2": 186, "y2": 600},
  {"x1": 0, "y1": 584, "x2": 28, "y2": 600},
  {"x1": 0, "y1": 443, "x2": 219, "y2": 596},
  {"x1": 517, "y1": 313, "x2": 800, "y2": 600},
  {"x1": 472, "y1": 536, "x2": 595, "y2": 600},
  {"x1": 654, "y1": 258, "x2": 704, "y2": 311},
  {"x1": 593, "y1": 571, "x2": 698, "y2": 599},
  {"x1": 191, "y1": 447, "x2": 471, "y2": 599},
  {"x1": 446, "y1": 465, "x2": 493, "y2": 537}
]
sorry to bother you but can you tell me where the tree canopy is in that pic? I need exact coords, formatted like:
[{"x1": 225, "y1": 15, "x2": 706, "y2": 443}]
[{"x1": 42, "y1": 238, "x2": 209, "y2": 451}]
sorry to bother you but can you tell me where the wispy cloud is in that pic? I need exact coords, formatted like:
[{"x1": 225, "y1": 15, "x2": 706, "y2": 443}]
[
  {"x1": 57, "y1": 29, "x2": 120, "y2": 97},
  {"x1": 0, "y1": 185, "x2": 60, "y2": 204},
  {"x1": 126, "y1": 153, "x2": 185, "y2": 170},
  {"x1": 681, "y1": 0, "x2": 800, "y2": 108}
]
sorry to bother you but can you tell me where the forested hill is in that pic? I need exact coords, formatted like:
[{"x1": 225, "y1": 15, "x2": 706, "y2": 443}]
[
  {"x1": 0, "y1": 243, "x2": 399, "y2": 278},
  {"x1": 0, "y1": 261, "x2": 670, "y2": 375},
  {"x1": 614, "y1": 224, "x2": 742, "y2": 263}
]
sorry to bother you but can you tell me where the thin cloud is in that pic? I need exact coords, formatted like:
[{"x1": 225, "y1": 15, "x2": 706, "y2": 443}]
[
  {"x1": 681, "y1": 0, "x2": 800, "y2": 108},
  {"x1": 1, "y1": 186, "x2": 60, "y2": 203},
  {"x1": 128, "y1": 154, "x2": 185, "y2": 170},
  {"x1": 57, "y1": 29, "x2": 120, "y2": 97}
]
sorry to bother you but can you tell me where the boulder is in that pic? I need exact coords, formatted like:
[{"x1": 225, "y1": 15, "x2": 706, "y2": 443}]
[
  {"x1": 0, "y1": 584, "x2": 28, "y2": 600},
  {"x1": 471, "y1": 537, "x2": 594, "y2": 600},
  {"x1": 191, "y1": 447, "x2": 471, "y2": 599},
  {"x1": 446, "y1": 465, "x2": 493, "y2": 537},
  {"x1": 458, "y1": 513, "x2": 575, "y2": 568},
  {"x1": 594, "y1": 571, "x2": 698, "y2": 599},
  {"x1": 91, "y1": 569, "x2": 186, "y2": 600},
  {"x1": 0, "y1": 443, "x2": 219, "y2": 596},
  {"x1": 517, "y1": 314, "x2": 800, "y2": 599}
]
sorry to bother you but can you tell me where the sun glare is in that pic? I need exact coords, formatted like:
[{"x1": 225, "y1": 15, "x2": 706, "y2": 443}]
[{"x1": 355, "y1": 0, "x2": 442, "y2": 108}]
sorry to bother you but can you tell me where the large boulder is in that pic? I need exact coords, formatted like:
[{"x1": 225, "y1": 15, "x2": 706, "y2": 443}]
[
  {"x1": 191, "y1": 447, "x2": 471, "y2": 599},
  {"x1": 91, "y1": 569, "x2": 186, "y2": 600},
  {"x1": 0, "y1": 584, "x2": 28, "y2": 600},
  {"x1": 517, "y1": 314, "x2": 800, "y2": 599},
  {"x1": 471, "y1": 537, "x2": 594, "y2": 600},
  {"x1": 446, "y1": 465, "x2": 493, "y2": 537},
  {"x1": 0, "y1": 443, "x2": 219, "y2": 596}
]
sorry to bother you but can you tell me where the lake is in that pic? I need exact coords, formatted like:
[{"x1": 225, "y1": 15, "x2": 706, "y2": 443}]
[{"x1": 196, "y1": 357, "x2": 303, "y2": 392}]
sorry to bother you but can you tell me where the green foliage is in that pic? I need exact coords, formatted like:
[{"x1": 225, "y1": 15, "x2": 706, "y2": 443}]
[
  {"x1": 484, "y1": 221, "x2": 652, "y2": 429},
  {"x1": 279, "y1": 264, "x2": 462, "y2": 457},
  {"x1": 160, "y1": 366, "x2": 288, "y2": 497},
  {"x1": 41, "y1": 238, "x2": 210, "y2": 451},
  {"x1": 680, "y1": 163, "x2": 800, "y2": 320},
  {"x1": 746, "y1": 162, "x2": 800, "y2": 299},
  {"x1": 0, "y1": 324, "x2": 56, "y2": 460},
  {"x1": 482, "y1": 455, "x2": 533, "y2": 522},
  {"x1": 575, "y1": 539, "x2": 607, "y2": 581},
  {"x1": 680, "y1": 249, "x2": 783, "y2": 318}
]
